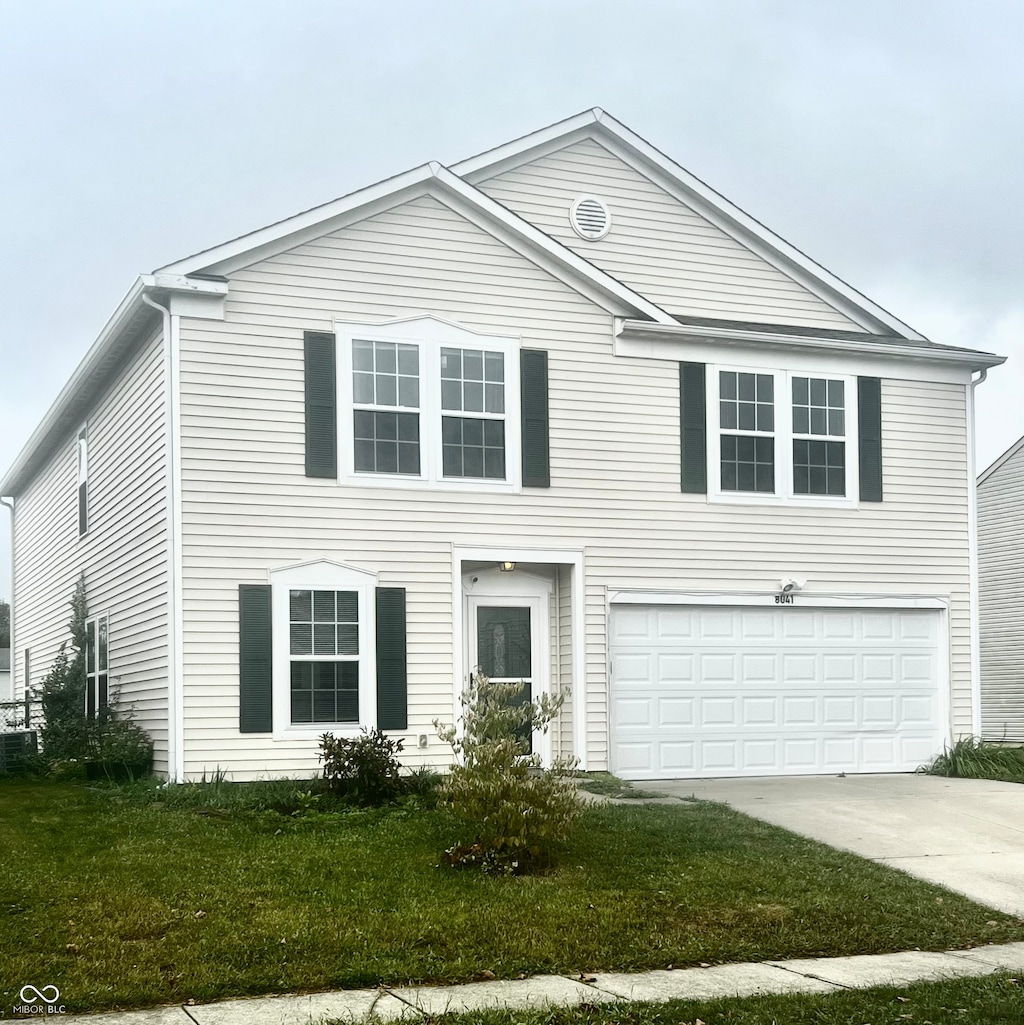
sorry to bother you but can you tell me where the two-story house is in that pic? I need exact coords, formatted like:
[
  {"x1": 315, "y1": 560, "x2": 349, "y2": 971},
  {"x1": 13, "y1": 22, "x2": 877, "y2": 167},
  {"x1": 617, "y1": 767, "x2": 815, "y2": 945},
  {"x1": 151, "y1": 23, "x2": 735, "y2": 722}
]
[{"x1": 1, "y1": 109, "x2": 1003, "y2": 782}]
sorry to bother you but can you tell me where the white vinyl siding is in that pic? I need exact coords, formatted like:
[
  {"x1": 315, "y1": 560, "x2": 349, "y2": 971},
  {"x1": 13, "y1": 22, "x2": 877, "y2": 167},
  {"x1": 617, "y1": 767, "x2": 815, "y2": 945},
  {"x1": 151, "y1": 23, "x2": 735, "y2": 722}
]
[
  {"x1": 978, "y1": 442, "x2": 1024, "y2": 741},
  {"x1": 11, "y1": 330, "x2": 169, "y2": 771},
  {"x1": 477, "y1": 138, "x2": 865, "y2": 331},
  {"x1": 173, "y1": 194, "x2": 973, "y2": 780}
]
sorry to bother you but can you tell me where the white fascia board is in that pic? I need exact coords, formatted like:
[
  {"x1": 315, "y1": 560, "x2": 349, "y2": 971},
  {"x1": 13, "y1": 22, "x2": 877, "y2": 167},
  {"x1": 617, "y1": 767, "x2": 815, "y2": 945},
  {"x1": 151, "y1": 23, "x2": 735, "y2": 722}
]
[
  {"x1": 592, "y1": 118, "x2": 924, "y2": 339},
  {"x1": 978, "y1": 431, "x2": 1024, "y2": 486},
  {"x1": 142, "y1": 273, "x2": 229, "y2": 295},
  {"x1": 616, "y1": 320, "x2": 1005, "y2": 378},
  {"x1": 1, "y1": 274, "x2": 233, "y2": 496},
  {"x1": 453, "y1": 107, "x2": 926, "y2": 340},
  {"x1": 431, "y1": 166, "x2": 674, "y2": 324},
  {"x1": 156, "y1": 164, "x2": 441, "y2": 276},
  {"x1": 154, "y1": 155, "x2": 672, "y2": 324},
  {"x1": 452, "y1": 108, "x2": 603, "y2": 178},
  {"x1": 2, "y1": 277, "x2": 147, "y2": 494}
]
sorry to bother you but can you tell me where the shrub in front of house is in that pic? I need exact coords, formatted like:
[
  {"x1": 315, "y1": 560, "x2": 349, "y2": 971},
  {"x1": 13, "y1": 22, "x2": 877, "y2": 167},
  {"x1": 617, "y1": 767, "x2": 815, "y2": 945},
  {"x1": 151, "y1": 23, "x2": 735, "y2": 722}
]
[
  {"x1": 434, "y1": 673, "x2": 580, "y2": 873},
  {"x1": 318, "y1": 728, "x2": 409, "y2": 806}
]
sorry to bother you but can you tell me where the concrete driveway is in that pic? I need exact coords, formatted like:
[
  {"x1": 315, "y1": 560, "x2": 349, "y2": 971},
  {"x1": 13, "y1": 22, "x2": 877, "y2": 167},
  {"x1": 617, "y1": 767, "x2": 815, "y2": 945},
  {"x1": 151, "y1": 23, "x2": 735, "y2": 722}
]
[{"x1": 649, "y1": 773, "x2": 1024, "y2": 918}]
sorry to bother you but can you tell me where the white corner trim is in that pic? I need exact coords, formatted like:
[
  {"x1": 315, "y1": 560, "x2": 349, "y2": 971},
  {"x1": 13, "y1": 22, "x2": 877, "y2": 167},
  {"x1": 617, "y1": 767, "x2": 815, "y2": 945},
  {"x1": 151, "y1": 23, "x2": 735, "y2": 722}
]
[{"x1": 141, "y1": 293, "x2": 185, "y2": 782}]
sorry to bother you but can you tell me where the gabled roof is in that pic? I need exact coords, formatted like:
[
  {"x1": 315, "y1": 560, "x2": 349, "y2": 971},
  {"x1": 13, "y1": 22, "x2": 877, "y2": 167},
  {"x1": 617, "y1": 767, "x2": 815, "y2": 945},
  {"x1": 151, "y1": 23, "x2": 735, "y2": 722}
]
[
  {"x1": 1, "y1": 109, "x2": 1008, "y2": 498},
  {"x1": 453, "y1": 108, "x2": 927, "y2": 341},
  {"x1": 156, "y1": 161, "x2": 674, "y2": 326},
  {"x1": 979, "y1": 433, "x2": 1024, "y2": 486}
]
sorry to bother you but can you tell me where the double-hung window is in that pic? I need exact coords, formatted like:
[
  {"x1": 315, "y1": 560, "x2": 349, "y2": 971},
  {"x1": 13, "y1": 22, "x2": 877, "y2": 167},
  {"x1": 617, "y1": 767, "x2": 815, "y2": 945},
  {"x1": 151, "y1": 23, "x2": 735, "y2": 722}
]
[
  {"x1": 352, "y1": 340, "x2": 421, "y2": 475},
  {"x1": 339, "y1": 318, "x2": 520, "y2": 491},
  {"x1": 270, "y1": 561, "x2": 377, "y2": 736},
  {"x1": 709, "y1": 366, "x2": 857, "y2": 505},
  {"x1": 791, "y1": 376, "x2": 847, "y2": 496},
  {"x1": 85, "y1": 613, "x2": 108, "y2": 720},
  {"x1": 288, "y1": 588, "x2": 360, "y2": 725}
]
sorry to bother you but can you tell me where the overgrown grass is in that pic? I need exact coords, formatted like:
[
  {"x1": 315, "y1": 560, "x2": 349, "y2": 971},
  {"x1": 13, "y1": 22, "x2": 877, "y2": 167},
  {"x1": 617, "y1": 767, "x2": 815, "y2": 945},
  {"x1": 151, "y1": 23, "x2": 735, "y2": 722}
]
[
  {"x1": 922, "y1": 738, "x2": 1024, "y2": 784},
  {"x1": 573, "y1": 772, "x2": 668, "y2": 801},
  {"x1": 2, "y1": 780, "x2": 1023, "y2": 1014},
  {"x1": 406, "y1": 974, "x2": 1024, "y2": 1025}
]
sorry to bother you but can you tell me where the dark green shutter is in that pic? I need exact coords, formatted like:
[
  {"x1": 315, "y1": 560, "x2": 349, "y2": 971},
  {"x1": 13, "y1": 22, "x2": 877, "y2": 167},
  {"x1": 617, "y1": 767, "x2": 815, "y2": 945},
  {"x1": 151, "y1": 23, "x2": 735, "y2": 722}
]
[
  {"x1": 520, "y1": 349, "x2": 550, "y2": 487},
  {"x1": 239, "y1": 584, "x2": 273, "y2": 733},
  {"x1": 376, "y1": 587, "x2": 407, "y2": 730},
  {"x1": 304, "y1": 331, "x2": 337, "y2": 478},
  {"x1": 680, "y1": 362, "x2": 707, "y2": 494},
  {"x1": 858, "y1": 377, "x2": 883, "y2": 502}
]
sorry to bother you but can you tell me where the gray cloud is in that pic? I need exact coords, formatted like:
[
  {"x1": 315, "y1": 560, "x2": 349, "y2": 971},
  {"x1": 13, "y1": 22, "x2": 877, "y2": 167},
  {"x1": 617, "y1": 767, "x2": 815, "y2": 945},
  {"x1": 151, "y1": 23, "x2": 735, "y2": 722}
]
[{"x1": 2, "y1": 0, "x2": 1023, "y2": 599}]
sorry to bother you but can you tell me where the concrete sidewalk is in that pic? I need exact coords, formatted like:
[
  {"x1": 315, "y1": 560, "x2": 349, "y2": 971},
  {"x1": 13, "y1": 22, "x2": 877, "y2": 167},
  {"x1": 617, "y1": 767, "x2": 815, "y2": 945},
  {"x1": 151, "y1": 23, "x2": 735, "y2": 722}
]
[{"x1": 51, "y1": 942, "x2": 1024, "y2": 1024}]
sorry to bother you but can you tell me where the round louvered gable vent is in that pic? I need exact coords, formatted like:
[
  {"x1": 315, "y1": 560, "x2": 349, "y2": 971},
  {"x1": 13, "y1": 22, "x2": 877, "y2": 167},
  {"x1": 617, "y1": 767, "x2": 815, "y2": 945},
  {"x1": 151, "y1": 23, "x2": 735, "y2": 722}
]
[{"x1": 569, "y1": 195, "x2": 611, "y2": 240}]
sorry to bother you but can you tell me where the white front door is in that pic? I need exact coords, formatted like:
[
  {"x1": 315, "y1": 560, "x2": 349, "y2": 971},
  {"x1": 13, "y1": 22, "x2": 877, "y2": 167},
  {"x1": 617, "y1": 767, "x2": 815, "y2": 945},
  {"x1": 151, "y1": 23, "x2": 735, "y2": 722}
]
[{"x1": 464, "y1": 570, "x2": 551, "y2": 763}]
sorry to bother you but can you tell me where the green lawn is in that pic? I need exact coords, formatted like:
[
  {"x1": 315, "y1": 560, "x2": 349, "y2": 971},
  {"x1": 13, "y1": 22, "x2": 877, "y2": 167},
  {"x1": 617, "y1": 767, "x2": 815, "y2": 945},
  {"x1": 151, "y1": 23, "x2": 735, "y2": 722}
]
[
  {"x1": 410, "y1": 975, "x2": 1024, "y2": 1025},
  {"x1": 2, "y1": 780, "x2": 1023, "y2": 1014}
]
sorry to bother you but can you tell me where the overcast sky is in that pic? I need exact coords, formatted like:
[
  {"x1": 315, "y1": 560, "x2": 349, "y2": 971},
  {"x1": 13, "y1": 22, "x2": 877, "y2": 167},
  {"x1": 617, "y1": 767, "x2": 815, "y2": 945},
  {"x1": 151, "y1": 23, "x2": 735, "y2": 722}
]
[{"x1": 2, "y1": 0, "x2": 1023, "y2": 604}]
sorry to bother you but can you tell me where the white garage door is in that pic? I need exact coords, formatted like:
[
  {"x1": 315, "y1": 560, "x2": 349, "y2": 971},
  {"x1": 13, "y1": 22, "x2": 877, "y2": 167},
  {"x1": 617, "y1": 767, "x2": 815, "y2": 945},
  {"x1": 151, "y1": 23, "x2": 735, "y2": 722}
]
[{"x1": 609, "y1": 604, "x2": 946, "y2": 780}]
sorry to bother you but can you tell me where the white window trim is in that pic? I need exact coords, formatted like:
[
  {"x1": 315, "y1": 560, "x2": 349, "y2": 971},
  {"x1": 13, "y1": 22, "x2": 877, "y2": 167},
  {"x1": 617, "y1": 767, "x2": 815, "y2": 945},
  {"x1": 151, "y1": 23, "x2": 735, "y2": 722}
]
[
  {"x1": 336, "y1": 316, "x2": 522, "y2": 493},
  {"x1": 84, "y1": 612, "x2": 108, "y2": 718},
  {"x1": 269, "y1": 559, "x2": 378, "y2": 740},
  {"x1": 708, "y1": 364, "x2": 860, "y2": 508}
]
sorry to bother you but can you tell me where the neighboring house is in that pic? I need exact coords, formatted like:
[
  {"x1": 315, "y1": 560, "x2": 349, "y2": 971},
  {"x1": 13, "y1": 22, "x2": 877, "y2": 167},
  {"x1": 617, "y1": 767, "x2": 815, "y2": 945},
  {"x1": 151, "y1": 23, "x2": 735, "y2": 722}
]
[
  {"x1": 978, "y1": 434, "x2": 1024, "y2": 742},
  {"x1": 0, "y1": 109, "x2": 1005, "y2": 782},
  {"x1": 0, "y1": 648, "x2": 10, "y2": 702}
]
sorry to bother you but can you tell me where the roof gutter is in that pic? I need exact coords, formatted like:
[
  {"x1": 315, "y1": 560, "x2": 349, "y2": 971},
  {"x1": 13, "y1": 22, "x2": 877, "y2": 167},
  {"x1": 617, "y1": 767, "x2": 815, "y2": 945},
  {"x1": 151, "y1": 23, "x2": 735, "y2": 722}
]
[{"x1": 616, "y1": 319, "x2": 1006, "y2": 371}]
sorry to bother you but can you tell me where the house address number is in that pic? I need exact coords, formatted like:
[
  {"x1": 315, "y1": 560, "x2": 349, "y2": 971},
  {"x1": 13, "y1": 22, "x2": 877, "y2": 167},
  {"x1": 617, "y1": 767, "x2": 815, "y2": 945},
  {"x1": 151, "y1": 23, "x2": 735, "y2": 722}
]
[{"x1": 774, "y1": 593, "x2": 796, "y2": 605}]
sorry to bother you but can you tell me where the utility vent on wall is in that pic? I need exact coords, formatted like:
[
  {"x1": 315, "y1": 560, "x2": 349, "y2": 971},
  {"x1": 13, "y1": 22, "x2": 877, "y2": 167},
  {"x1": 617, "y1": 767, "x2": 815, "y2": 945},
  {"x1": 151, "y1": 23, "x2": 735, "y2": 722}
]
[{"x1": 569, "y1": 196, "x2": 611, "y2": 240}]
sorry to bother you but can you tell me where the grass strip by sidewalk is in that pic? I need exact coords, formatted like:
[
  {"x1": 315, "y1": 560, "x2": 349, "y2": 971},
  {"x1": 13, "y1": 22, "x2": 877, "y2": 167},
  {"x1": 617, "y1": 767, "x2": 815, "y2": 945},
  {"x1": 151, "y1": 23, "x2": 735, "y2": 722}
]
[
  {"x1": 394, "y1": 974, "x2": 1024, "y2": 1025},
  {"x1": 2, "y1": 780, "x2": 1023, "y2": 1014}
]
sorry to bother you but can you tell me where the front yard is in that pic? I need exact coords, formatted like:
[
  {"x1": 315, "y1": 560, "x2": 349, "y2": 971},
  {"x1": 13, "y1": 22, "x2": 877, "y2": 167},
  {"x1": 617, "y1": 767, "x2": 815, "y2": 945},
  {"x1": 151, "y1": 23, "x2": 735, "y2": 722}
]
[{"x1": 3, "y1": 780, "x2": 1024, "y2": 1015}]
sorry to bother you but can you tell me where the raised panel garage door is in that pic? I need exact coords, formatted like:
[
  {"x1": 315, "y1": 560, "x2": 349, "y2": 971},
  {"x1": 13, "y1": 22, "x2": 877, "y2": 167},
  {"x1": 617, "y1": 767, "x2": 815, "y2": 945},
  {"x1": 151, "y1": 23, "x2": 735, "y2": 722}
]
[{"x1": 609, "y1": 605, "x2": 945, "y2": 780}]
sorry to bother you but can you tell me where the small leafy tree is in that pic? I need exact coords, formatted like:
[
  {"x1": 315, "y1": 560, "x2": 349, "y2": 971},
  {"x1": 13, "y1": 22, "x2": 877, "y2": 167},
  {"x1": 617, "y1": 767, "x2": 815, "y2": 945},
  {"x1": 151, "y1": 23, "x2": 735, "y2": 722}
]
[
  {"x1": 36, "y1": 576, "x2": 153, "y2": 776},
  {"x1": 38, "y1": 577, "x2": 89, "y2": 761},
  {"x1": 434, "y1": 673, "x2": 580, "y2": 873},
  {"x1": 0, "y1": 598, "x2": 10, "y2": 647}
]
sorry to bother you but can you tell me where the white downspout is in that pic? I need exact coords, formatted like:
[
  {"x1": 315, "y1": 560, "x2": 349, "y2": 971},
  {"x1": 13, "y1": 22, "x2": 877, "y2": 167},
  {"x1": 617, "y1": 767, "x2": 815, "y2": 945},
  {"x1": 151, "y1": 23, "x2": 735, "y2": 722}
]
[
  {"x1": 967, "y1": 368, "x2": 987, "y2": 740},
  {"x1": 0, "y1": 496, "x2": 13, "y2": 699},
  {"x1": 141, "y1": 293, "x2": 184, "y2": 782}
]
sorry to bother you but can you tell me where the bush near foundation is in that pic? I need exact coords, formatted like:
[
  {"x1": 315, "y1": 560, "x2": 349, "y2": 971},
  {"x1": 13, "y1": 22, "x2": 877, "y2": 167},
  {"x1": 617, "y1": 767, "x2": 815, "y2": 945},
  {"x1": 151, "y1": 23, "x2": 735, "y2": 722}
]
[{"x1": 434, "y1": 673, "x2": 580, "y2": 873}]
